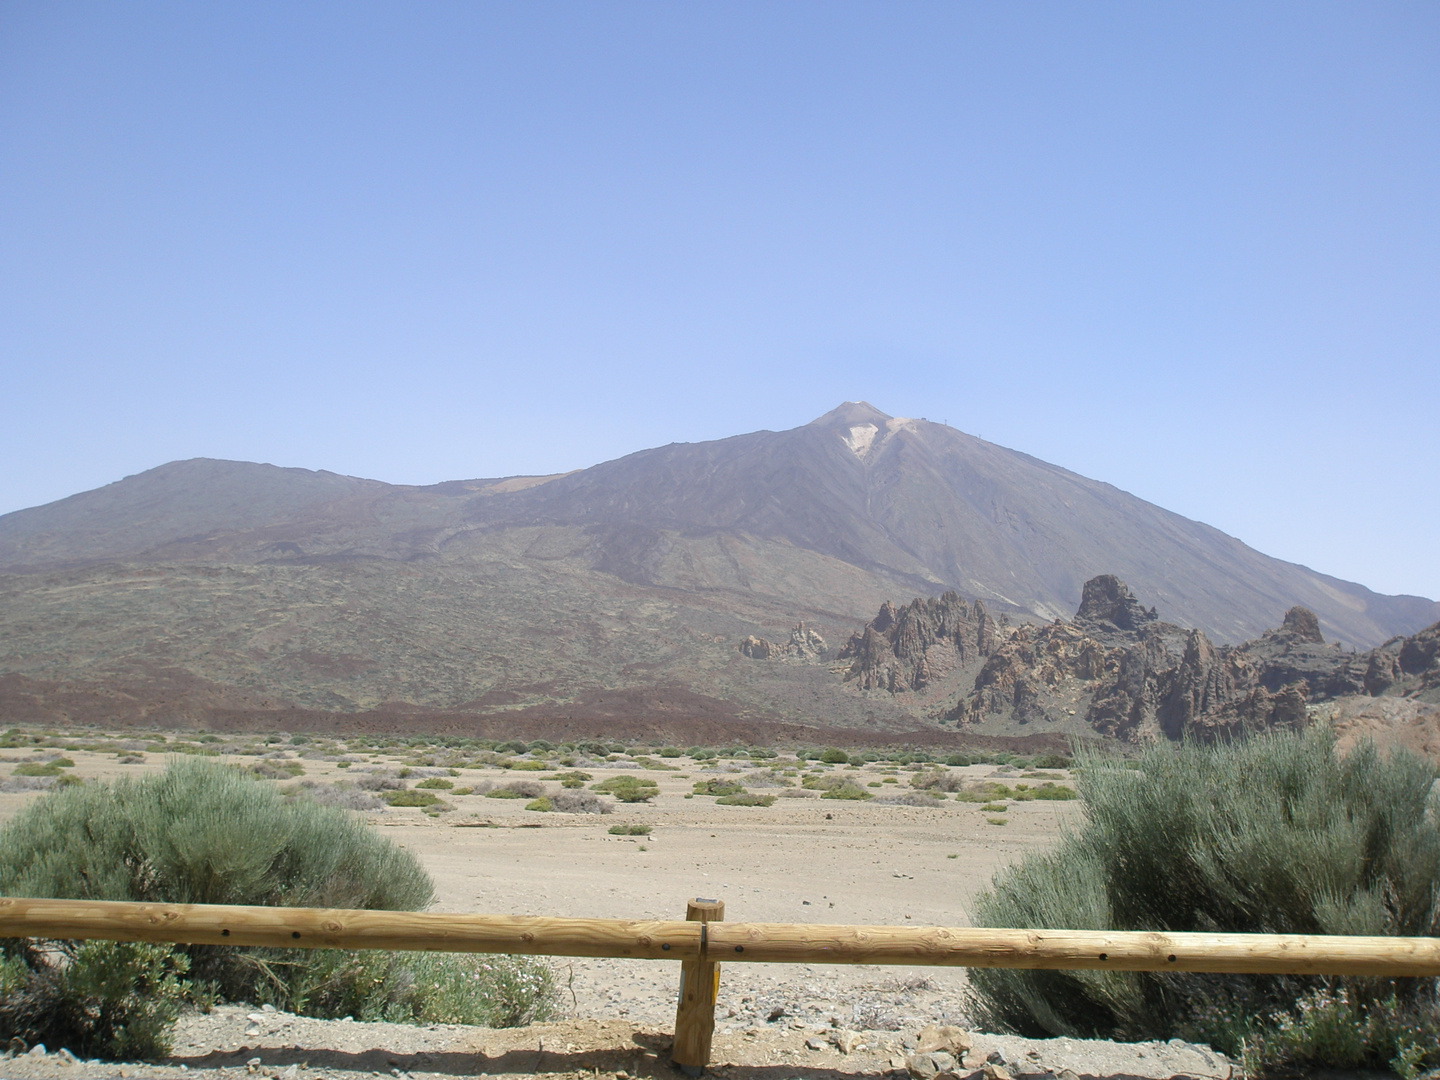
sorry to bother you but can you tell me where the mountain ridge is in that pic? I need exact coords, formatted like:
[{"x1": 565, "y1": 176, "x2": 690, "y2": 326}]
[{"x1": 2, "y1": 404, "x2": 1435, "y2": 650}]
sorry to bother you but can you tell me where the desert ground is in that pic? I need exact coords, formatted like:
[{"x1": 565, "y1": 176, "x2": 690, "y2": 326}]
[{"x1": 0, "y1": 735, "x2": 1251, "y2": 1079}]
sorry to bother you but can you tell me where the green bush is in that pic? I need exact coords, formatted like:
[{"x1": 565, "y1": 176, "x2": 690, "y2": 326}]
[
  {"x1": 13, "y1": 761, "x2": 66, "y2": 777},
  {"x1": 249, "y1": 759, "x2": 304, "y2": 780},
  {"x1": 820, "y1": 782, "x2": 872, "y2": 800},
  {"x1": 1031, "y1": 752, "x2": 1072, "y2": 770},
  {"x1": 415, "y1": 777, "x2": 453, "y2": 789},
  {"x1": 590, "y1": 776, "x2": 659, "y2": 802},
  {"x1": 967, "y1": 726, "x2": 1440, "y2": 1076},
  {"x1": 715, "y1": 793, "x2": 776, "y2": 806},
  {"x1": 820, "y1": 748, "x2": 850, "y2": 764},
  {"x1": 523, "y1": 797, "x2": 552, "y2": 812},
  {"x1": 658, "y1": 746, "x2": 682, "y2": 758},
  {"x1": 0, "y1": 940, "x2": 190, "y2": 1060},
  {"x1": 0, "y1": 760, "x2": 557, "y2": 1049},
  {"x1": 386, "y1": 788, "x2": 440, "y2": 807},
  {"x1": 608, "y1": 824, "x2": 651, "y2": 835},
  {"x1": 692, "y1": 779, "x2": 745, "y2": 797}
]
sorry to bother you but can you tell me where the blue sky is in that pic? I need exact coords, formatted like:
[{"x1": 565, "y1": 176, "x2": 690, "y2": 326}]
[{"x1": 2, "y1": 2, "x2": 1437, "y2": 599}]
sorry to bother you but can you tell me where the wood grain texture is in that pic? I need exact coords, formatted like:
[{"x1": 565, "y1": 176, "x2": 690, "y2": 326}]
[
  {"x1": 672, "y1": 899, "x2": 724, "y2": 1071},
  {"x1": 0, "y1": 898, "x2": 701, "y2": 960},
  {"x1": 4, "y1": 898, "x2": 1439, "y2": 977},
  {"x1": 704, "y1": 923, "x2": 1440, "y2": 976}
]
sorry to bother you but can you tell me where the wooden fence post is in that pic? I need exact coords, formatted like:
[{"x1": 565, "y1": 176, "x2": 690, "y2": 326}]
[{"x1": 671, "y1": 897, "x2": 724, "y2": 1076}]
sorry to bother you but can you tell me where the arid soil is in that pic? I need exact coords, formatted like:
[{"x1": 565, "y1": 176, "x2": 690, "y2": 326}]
[{"x1": 0, "y1": 743, "x2": 1248, "y2": 1079}]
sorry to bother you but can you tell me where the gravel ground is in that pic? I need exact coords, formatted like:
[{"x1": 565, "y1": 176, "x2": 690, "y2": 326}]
[{"x1": 0, "y1": 1002, "x2": 1242, "y2": 1080}]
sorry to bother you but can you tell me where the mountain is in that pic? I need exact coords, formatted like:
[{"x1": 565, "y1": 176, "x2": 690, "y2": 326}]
[{"x1": 0, "y1": 404, "x2": 1434, "y2": 738}]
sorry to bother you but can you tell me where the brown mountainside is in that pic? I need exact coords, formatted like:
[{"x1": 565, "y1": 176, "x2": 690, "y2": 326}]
[{"x1": 0, "y1": 405, "x2": 1435, "y2": 738}]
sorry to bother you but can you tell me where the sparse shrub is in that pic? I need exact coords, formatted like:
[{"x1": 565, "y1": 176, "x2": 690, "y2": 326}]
[
  {"x1": 356, "y1": 773, "x2": 404, "y2": 791},
  {"x1": 945, "y1": 753, "x2": 975, "y2": 767},
  {"x1": 740, "y1": 771, "x2": 792, "y2": 788},
  {"x1": 386, "y1": 788, "x2": 440, "y2": 807},
  {"x1": 911, "y1": 768, "x2": 964, "y2": 793},
  {"x1": 544, "y1": 769, "x2": 591, "y2": 787},
  {"x1": 876, "y1": 791, "x2": 945, "y2": 806},
  {"x1": 1017, "y1": 782, "x2": 1076, "y2": 801},
  {"x1": 590, "y1": 776, "x2": 659, "y2": 803},
  {"x1": 967, "y1": 726, "x2": 1440, "y2": 1077},
  {"x1": 0, "y1": 940, "x2": 191, "y2": 1060},
  {"x1": 715, "y1": 793, "x2": 776, "y2": 806},
  {"x1": 249, "y1": 759, "x2": 305, "y2": 780},
  {"x1": 953, "y1": 781, "x2": 1016, "y2": 802},
  {"x1": 13, "y1": 762, "x2": 64, "y2": 777},
  {"x1": 486, "y1": 780, "x2": 543, "y2": 800},
  {"x1": 608, "y1": 824, "x2": 651, "y2": 835},
  {"x1": 693, "y1": 779, "x2": 746, "y2": 797},
  {"x1": 686, "y1": 747, "x2": 710, "y2": 759},
  {"x1": 295, "y1": 783, "x2": 386, "y2": 812},
  {"x1": 0, "y1": 775, "x2": 76, "y2": 793},
  {"x1": 415, "y1": 778, "x2": 453, "y2": 789},
  {"x1": 979, "y1": 802, "x2": 1008, "y2": 812},
  {"x1": 524, "y1": 797, "x2": 552, "y2": 812},
  {"x1": 1031, "y1": 752, "x2": 1072, "y2": 770},
  {"x1": 658, "y1": 746, "x2": 682, "y2": 758},
  {"x1": 820, "y1": 782, "x2": 872, "y2": 801},
  {"x1": 495, "y1": 741, "x2": 528, "y2": 754},
  {"x1": 550, "y1": 790, "x2": 610, "y2": 814},
  {"x1": 407, "y1": 953, "x2": 559, "y2": 1027}
]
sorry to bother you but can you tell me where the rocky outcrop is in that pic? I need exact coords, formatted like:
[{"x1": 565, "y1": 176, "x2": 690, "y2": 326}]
[
  {"x1": 1074, "y1": 574, "x2": 1158, "y2": 634},
  {"x1": 929, "y1": 574, "x2": 1440, "y2": 742},
  {"x1": 739, "y1": 622, "x2": 828, "y2": 663},
  {"x1": 838, "y1": 592, "x2": 999, "y2": 693}
]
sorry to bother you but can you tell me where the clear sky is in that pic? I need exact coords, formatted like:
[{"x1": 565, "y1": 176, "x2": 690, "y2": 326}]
[{"x1": 2, "y1": 2, "x2": 1437, "y2": 599}]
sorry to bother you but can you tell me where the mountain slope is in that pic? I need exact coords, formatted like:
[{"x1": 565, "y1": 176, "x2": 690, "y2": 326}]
[
  {"x1": 0, "y1": 404, "x2": 1435, "y2": 737},
  {"x1": 463, "y1": 402, "x2": 1437, "y2": 647}
]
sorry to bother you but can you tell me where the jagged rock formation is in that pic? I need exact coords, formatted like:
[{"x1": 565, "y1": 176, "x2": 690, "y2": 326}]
[
  {"x1": 739, "y1": 622, "x2": 827, "y2": 662},
  {"x1": 837, "y1": 592, "x2": 1000, "y2": 693},
  {"x1": 820, "y1": 574, "x2": 1440, "y2": 743}
]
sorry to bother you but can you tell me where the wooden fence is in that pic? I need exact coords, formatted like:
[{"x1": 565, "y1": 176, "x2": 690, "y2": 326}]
[{"x1": 4, "y1": 895, "x2": 1440, "y2": 1072}]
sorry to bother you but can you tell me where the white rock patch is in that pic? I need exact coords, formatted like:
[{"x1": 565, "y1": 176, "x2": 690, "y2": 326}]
[{"x1": 842, "y1": 423, "x2": 880, "y2": 457}]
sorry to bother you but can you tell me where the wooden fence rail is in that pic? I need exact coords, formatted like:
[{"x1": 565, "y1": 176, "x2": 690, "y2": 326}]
[{"x1": 4, "y1": 895, "x2": 1440, "y2": 1073}]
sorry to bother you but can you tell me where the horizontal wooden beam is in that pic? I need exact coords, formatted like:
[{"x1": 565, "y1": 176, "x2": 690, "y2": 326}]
[
  {"x1": 0, "y1": 897, "x2": 701, "y2": 960},
  {"x1": 3, "y1": 897, "x2": 1439, "y2": 977},
  {"x1": 703, "y1": 922, "x2": 1440, "y2": 977}
]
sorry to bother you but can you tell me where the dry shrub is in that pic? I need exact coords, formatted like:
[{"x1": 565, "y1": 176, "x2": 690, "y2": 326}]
[{"x1": 550, "y1": 790, "x2": 611, "y2": 814}]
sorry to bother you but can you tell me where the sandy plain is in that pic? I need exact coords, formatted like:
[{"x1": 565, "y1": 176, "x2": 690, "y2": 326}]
[{"x1": 0, "y1": 741, "x2": 1254, "y2": 1079}]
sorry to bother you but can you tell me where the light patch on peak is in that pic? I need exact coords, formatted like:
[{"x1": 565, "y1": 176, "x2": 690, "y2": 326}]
[
  {"x1": 842, "y1": 423, "x2": 880, "y2": 457},
  {"x1": 885, "y1": 417, "x2": 916, "y2": 434}
]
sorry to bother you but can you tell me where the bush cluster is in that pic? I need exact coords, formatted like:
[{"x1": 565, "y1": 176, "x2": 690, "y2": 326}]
[
  {"x1": 967, "y1": 726, "x2": 1440, "y2": 1077},
  {"x1": 589, "y1": 776, "x2": 658, "y2": 802},
  {"x1": 0, "y1": 760, "x2": 559, "y2": 1059}
]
